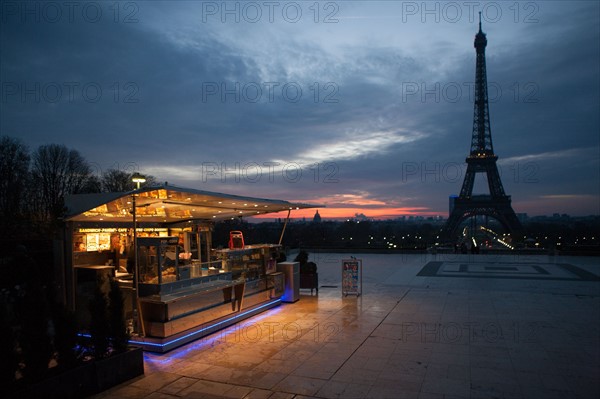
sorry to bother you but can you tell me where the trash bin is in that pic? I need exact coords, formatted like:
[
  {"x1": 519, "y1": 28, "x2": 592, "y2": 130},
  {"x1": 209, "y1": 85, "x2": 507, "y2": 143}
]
[{"x1": 276, "y1": 261, "x2": 299, "y2": 303}]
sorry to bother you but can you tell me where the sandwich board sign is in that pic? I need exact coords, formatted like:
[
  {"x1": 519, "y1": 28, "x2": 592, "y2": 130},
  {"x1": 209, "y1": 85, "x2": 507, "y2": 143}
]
[{"x1": 342, "y1": 258, "x2": 362, "y2": 296}]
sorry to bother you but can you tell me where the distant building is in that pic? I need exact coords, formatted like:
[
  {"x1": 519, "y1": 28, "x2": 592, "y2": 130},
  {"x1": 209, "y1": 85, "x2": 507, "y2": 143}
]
[
  {"x1": 516, "y1": 213, "x2": 528, "y2": 223},
  {"x1": 313, "y1": 210, "x2": 322, "y2": 223}
]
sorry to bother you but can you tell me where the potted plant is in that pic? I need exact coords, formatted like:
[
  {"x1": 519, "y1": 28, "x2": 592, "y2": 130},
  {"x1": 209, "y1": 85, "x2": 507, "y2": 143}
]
[{"x1": 13, "y1": 275, "x2": 143, "y2": 399}]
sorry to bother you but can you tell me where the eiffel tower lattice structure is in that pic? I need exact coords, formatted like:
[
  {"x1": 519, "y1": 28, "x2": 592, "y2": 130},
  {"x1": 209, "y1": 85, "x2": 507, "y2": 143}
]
[{"x1": 441, "y1": 15, "x2": 523, "y2": 240}]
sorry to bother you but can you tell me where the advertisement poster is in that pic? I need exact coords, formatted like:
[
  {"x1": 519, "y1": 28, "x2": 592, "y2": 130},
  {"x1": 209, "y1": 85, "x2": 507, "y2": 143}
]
[{"x1": 342, "y1": 259, "x2": 362, "y2": 296}]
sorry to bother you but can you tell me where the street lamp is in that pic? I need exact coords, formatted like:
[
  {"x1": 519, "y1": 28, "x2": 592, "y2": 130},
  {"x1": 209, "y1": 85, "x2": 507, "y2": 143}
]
[
  {"x1": 131, "y1": 172, "x2": 146, "y2": 189},
  {"x1": 131, "y1": 172, "x2": 146, "y2": 335}
]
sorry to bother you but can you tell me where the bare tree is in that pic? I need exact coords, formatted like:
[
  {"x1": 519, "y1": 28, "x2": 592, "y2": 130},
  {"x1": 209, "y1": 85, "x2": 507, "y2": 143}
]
[
  {"x1": 102, "y1": 169, "x2": 133, "y2": 192},
  {"x1": 0, "y1": 136, "x2": 30, "y2": 230},
  {"x1": 82, "y1": 174, "x2": 102, "y2": 194},
  {"x1": 30, "y1": 144, "x2": 95, "y2": 222},
  {"x1": 143, "y1": 174, "x2": 158, "y2": 187},
  {"x1": 101, "y1": 169, "x2": 158, "y2": 192}
]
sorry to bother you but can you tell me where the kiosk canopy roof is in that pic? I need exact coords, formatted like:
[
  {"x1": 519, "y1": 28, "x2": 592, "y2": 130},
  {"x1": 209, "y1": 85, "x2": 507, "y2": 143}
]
[{"x1": 65, "y1": 184, "x2": 320, "y2": 223}]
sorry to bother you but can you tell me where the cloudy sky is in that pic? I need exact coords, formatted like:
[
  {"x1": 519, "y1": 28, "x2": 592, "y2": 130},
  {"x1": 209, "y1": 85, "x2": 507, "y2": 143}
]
[{"x1": 2, "y1": 1, "x2": 599, "y2": 220}]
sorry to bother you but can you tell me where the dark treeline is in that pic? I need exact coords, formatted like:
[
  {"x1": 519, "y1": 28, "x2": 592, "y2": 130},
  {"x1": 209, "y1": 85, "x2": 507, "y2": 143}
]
[
  {"x1": 214, "y1": 217, "x2": 600, "y2": 251},
  {"x1": 214, "y1": 218, "x2": 436, "y2": 250},
  {"x1": 0, "y1": 136, "x2": 155, "y2": 241}
]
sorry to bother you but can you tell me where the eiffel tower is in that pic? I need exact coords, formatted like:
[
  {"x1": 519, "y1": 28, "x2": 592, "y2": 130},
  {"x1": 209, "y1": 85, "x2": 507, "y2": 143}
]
[{"x1": 441, "y1": 15, "x2": 523, "y2": 240}]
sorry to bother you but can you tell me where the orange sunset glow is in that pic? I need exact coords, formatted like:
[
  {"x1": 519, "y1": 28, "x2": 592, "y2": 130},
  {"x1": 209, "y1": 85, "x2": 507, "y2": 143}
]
[{"x1": 253, "y1": 206, "x2": 442, "y2": 221}]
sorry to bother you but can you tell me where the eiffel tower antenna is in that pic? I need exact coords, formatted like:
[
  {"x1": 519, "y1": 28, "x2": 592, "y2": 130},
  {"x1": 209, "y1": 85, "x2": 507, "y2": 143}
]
[{"x1": 440, "y1": 19, "x2": 523, "y2": 242}]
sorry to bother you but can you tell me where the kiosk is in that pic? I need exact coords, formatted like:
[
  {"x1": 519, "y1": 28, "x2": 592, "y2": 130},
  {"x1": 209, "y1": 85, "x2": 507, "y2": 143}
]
[{"x1": 64, "y1": 184, "x2": 318, "y2": 352}]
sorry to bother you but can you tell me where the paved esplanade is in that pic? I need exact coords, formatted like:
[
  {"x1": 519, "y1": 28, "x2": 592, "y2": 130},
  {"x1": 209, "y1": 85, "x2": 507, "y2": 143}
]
[{"x1": 94, "y1": 253, "x2": 600, "y2": 399}]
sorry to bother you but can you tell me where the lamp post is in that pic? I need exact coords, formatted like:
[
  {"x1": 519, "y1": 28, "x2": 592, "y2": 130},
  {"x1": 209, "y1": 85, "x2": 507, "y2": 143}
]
[
  {"x1": 132, "y1": 172, "x2": 146, "y2": 189},
  {"x1": 131, "y1": 172, "x2": 146, "y2": 335}
]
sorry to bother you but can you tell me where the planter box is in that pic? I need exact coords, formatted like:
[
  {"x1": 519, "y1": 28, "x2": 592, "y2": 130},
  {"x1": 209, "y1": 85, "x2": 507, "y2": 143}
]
[
  {"x1": 95, "y1": 346, "x2": 144, "y2": 392},
  {"x1": 17, "y1": 347, "x2": 144, "y2": 399}
]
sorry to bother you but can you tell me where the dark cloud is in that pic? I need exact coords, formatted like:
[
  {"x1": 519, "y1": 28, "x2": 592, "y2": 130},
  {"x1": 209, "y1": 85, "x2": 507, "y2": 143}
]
[{"x1": 2, "y1": 1, "x2": 598, "y2": 217}]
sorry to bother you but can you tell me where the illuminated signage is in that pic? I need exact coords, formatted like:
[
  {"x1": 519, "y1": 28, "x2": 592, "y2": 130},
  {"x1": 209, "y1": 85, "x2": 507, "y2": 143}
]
[{"x1": 77, "y1": 228, "x2": 168, "y2": 233}]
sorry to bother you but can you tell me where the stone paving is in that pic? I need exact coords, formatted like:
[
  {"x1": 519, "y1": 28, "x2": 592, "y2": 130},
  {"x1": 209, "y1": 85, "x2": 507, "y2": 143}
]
[{"x1": 92, "y1": 253, "x2": 600, "y2": 399}]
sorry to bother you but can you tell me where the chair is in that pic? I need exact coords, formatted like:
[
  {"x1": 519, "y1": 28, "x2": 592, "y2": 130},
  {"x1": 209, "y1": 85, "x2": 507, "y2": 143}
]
[{"x1": 300, "y1": 273, "x2": 318, "y2": 295}]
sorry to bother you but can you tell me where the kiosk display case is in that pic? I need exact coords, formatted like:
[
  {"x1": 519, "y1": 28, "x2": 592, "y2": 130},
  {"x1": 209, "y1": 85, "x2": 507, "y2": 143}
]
[
  {"x1": 136, "y1": 242, "x2": 284, "y2": 344},
  {"x1": 213, "y1": 245, "x2": 282, "y2": 295},
  {"x1": 138, "y1": 270, "x2": 246, "y2": 338},
  {"x1": 137, "y1": 236, "x2": 179, "y2": 287},
  {"x1": 213, "y1": 244, "x2": 281, "y2": 279}
]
